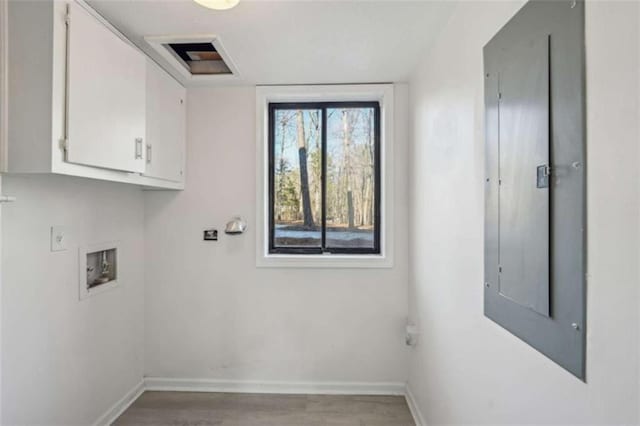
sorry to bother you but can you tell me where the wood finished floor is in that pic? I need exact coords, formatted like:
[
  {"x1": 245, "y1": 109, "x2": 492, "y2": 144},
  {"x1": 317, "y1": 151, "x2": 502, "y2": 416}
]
[{"x1": 114, "y1": 391, "x2": 415, "y2": 426}]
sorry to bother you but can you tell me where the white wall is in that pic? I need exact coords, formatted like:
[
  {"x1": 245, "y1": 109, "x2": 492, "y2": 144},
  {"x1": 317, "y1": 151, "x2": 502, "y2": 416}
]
[
  {"x1": 408, "y1": 1, "x2": 639, "y2": 424},
  {"x1": 144, "y1": 85, "x2": 410, "y2": 384},
  {"x1": 1, "y1": 175, "x2": 145, "y2": 425},
  {"x1": 0, "y1": 176, "x2": 4, "y2": 423}
]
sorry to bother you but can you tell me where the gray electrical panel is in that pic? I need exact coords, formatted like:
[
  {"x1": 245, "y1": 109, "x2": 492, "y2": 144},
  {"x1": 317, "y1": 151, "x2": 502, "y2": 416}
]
[{"x1": 484, "y1": 0, "x2": 586, "y2": 379}]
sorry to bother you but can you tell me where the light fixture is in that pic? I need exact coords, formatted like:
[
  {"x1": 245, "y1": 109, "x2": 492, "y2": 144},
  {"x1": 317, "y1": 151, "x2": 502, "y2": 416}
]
[
  {"x1": 193, "y1": 0, "x2": 239, "y2": 10},
  {"x1": 225, "y1": 216, "x2": 247, "y2": 235}
]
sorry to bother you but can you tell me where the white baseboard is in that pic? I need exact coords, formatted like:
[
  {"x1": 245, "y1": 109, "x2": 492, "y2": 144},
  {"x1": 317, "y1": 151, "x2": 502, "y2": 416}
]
[
  {"x1": 93, "y1": 380, "x2": 145, "y2": 426},
  {"x1": 144, "y1": 377, "x2": 406, "y2": 396},
  {"x1": 405, "y1": 384, "x2": 426, "y2": 426}
]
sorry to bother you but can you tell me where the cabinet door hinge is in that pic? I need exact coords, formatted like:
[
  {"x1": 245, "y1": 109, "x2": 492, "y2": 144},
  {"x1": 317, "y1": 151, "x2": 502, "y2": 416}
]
[{"x1": 59, "y1": 138, "x2": 69, "y2": 152}]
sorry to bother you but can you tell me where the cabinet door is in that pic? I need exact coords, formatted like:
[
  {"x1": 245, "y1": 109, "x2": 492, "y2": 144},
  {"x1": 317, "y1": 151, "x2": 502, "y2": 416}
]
[
  {"x1": 144, "y1": 59, "x2": 185, "y2": 182},
  {"x1": 497, "y1": 35, "x2": 550, "y2": 317},
  {"x1": 65, "y1": 1, "x2": 146, "y2": 173}
]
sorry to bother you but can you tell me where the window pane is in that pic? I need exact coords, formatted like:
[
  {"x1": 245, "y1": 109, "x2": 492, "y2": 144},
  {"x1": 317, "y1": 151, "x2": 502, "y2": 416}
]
[
  {"x1": 325, "y1": 107, "x2": 377, "y2": 250},
  {"x1": 273, "y1": 109, "x2": 322, "y2": 248}
]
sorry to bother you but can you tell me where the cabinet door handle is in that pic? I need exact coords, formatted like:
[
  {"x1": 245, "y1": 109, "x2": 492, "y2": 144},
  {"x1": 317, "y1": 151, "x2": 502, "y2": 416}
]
[
  {"x1": 146, "y1": 144, "x2": 152, "y2": 164},
  {"x1": 135, "y1": 138, "x2": 143, "y2": 159}
]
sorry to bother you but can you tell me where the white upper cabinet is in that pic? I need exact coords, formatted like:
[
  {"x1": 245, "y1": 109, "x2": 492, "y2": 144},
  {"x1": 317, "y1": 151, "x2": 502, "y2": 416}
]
[
  {"x1": 145, "y1": 59, "x2": 186, "y2": 182},
  {"x1": 5, "y1": 0, "x2": 185, "y2": 189},
  {"x1": 66, "y1": 2, "x2": 146, "y2": 173}
]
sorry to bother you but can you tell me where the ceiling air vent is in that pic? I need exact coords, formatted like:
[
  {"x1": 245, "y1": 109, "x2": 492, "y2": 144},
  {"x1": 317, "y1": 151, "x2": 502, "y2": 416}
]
[
  {"x1": 167, "y1": 42, "x2": 230, "y2": 75},
  {"x1": 145, "y1": 35, "x2": 239, "y2": 83}
]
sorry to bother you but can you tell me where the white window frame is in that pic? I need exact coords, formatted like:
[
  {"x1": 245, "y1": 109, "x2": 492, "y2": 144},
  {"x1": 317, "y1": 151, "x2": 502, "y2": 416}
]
[{"x1": 255, "y1": 84, "x2": 394, "y2": 268}]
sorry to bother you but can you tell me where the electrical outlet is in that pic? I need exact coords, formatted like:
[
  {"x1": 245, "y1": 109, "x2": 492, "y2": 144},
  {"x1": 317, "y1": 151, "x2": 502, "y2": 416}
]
[
  {"x1": 50, "y1": 226, "x2": 67, "y2": 252},
  {"x1": 203, "y1": 229, "x2": 218, "y2": 241}
]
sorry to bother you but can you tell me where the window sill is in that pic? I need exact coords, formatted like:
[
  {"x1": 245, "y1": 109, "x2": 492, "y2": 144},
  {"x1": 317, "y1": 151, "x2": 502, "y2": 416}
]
[{"x1": 256, "y1": 253, "x2": 393, "y2": 269}]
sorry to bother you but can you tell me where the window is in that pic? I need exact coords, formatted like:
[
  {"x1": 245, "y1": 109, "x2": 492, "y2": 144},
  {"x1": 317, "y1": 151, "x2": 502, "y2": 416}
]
[
  {"x1": 256, "y1": 84, "x2": 394, "y2": 268},
  {"x1": 268, "y1": 102, "x2": 381, "y2": 255}
]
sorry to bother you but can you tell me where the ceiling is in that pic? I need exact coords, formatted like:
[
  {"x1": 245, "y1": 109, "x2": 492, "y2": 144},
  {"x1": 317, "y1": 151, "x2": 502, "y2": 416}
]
[{"x1": 88, "y1": 0, "x2": 457, "y2": 86}]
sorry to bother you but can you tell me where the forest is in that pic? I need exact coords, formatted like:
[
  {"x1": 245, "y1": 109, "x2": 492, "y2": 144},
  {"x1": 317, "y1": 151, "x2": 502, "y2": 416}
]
[{"x1": 273, "y1": 106, "x2": 377, "y2": 249}]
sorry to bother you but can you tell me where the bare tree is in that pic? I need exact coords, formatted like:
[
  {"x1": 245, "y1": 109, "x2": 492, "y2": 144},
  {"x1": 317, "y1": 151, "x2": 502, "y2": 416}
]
[
  {"x1": 342, "y1": 109, "x2": 355, "y2": 229},
  {"x1": 364, "y1": 110, "x2": 374, "y2": 226},
  {"x1": 296, "y1": 110, "x2": 314, "y2": 228},
  {"x1": 308, "y1": 111, "x2": 322, "y2": 224},
  {"x1": 276, "y1": 112, "x2": 290, "y2": 221}
]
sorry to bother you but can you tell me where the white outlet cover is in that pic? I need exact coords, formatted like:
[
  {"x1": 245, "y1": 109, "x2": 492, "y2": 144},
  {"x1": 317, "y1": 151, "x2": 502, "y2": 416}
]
[{"x1": 50, "y1": 226, "x2": 67, "y2": 252}]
